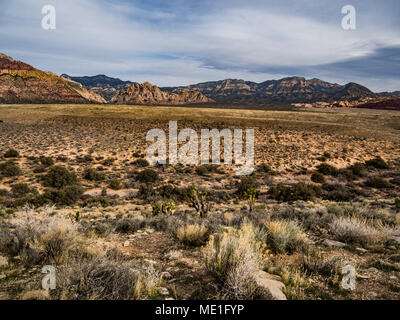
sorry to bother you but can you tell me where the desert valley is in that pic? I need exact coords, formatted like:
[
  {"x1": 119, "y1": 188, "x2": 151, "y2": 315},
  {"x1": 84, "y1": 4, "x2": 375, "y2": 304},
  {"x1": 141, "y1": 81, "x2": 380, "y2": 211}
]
[{"x1": 0, "y1": 52, "x2": 399, "y2": 301}]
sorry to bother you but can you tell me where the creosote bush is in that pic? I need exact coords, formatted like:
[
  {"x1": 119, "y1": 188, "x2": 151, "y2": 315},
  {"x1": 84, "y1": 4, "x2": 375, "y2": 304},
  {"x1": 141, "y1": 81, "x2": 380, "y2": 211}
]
[
  {"x1": 365, "y1": 157, "x2": 389, "y2": 170},
  {"x1": 365, "y1": 177, "x2": 391, "y2": 189},
  {"x1": 269, "y1": 182, "x2": 321, "y2": 202},
  {"x1": 136, "y1": 169, "x2": 159, "y2": 184},
  {"x1": 43, "y1": 166, "x2": 78, "y2": 189},
  {"x1": 0, "y1": 160, "x2": 22, "y2": 177},
  {"x1": 4, "y1": 148, "x2": 19, "y2": 158},
  {"x1": 311, "y1": 172, "x2": 326, "y2": 184},
  {"x1": 82, "y1": 168, "x2": 105, "y2": 182},
  {"x1": 317, "y1": 163, "x2": 339, "y2": 176},
  {"x1": 176, "y1": 224, "x2": 209, "y2": 246}
]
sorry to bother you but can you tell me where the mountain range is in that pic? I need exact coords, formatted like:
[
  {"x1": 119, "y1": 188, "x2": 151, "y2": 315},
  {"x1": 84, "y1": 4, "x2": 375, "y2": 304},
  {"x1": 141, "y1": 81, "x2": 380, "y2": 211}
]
[{"x1": 0, "y1": 53, "x2": 399, "y2": 110}]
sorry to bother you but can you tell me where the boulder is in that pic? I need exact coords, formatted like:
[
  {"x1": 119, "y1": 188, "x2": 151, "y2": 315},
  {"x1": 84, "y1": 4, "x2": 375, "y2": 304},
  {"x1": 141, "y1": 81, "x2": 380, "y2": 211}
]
[
  {"x1": 323, "y1": 239, "x2": 346, "y2": 248},
  {"x1": 255, "y1": 271, "x2": 287, "y2": 300}
]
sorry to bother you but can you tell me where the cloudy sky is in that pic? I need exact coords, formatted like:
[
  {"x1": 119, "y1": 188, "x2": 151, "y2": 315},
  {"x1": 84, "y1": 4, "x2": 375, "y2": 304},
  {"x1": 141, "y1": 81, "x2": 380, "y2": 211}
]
[{"x1": 1, "y1": 0, "x2": 399, "y2": 91}]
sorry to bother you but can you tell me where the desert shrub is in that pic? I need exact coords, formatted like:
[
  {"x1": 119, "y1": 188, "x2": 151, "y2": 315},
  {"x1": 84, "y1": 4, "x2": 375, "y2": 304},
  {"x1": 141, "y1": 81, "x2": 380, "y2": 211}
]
[
  {"x1": 236, "y1": 176, "x2": 260, "y2": 199},
  {"x1": 269, "y1": 182, "x2": 321, "y2": 202},
  {"x1": 109, "y1": 179, "x2": 121, "y2": 190},
  {"x1": 81, "y1": 196, "x2": 111, "y2": 208},
  {"x1": 195, "y1": 165, "x2": 209, "y2": 176},
  {"x1": 265, "y1": 220, "x2": 308, "y2": 253},
  {"x1": 43, "y1": 185, "x2": 83, "y2": 206},
  {"x1": 115, "y1": 218, "x2": 146, "y2": 233},
  {"x1": 43, "y1": 166, "x2": 78, "y2": 189},
  {"x1": 0, "y1": 188, "x2": 8, "y2": 197},
  {"x1": 137, "y1": 184, "x2": 156, "y2": 200},
  {"x1": 39, "y1": 156, "x2": 54, "y2": 167},
  {"x1": 317, "y1": 163, "x2": 339, "y2": 176},
  {"x1": 133, "y1": 159, "x2": 149, "y2": 168},
  {"x1": 56, "y1": 258, "x2": 161, "y2": 300},
  {"x1": 136, "y1": 169, "x2": 159, "y2": 184},
  {"x1": 156, "y1": 184, "x2": 186, "y2": 201},
  {"x1": 4, "y1": 148, "x2": 19, "y2": 158},
  {"x1": 348, "y1": 162, "x2": 366, "y2": 177},
  {"x1": 176, "y1": 224, "x2": 209, "y2": 246},
  {"x1": 0, "y1": 211, "x2": 82, "y2": 266},
  {"x1": 0, "y1": 160, "x2": 21, "y2": 177},
  {"x1": 203, "y1": 223, "x2": 263, "y2": 299},
  {"x1": 11, "y1": 183, "x2": 31, "y2": 197},
  {"x1": 395, "y1": 198, "x2": 400, "y2": 211},
  {"x1": 82, "y1": 168, "x2": 105, "y2": 181},
  {"x1": 365, "y1": 177, "x2": 391, "y2": 189},
  {"x1": 365, "y1": 157, "x2": 389, "y2": 170},
  {"x1": 328, "y1": 216, "x2": 384, "y2": 246},
  {"x1": 301, "y1": 251, "x2": 346, "y2": 277},
  {"x1": 258, "y1": 163, "x2": 274, "y2": 174},
  {"x1": 102, "y1": 158, "x2": 115, "y2": 166},
  {"x1": 311, "y1": 172, "x2": 326, "y2": 184}
]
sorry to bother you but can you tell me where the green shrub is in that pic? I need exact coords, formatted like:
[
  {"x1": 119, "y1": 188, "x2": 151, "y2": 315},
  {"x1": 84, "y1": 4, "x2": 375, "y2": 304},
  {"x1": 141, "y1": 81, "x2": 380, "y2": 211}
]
[
  {"x1": 348, "y1": 162, "x2": 366, "y2": 177},
  {"x1": 109, "y1": 179, "x2": 121, "y2": 190},
  {"x1": 317, "y1": 163, "x2": 338, "y2": 176},
  {"x1": 0, "y1": 188, "x2": 8, "y2": 197},
  {"x1": 236, "y1": 176, "x2": 260, "y2": 199},
  {"x1": 0, "y1": 161, "x2": 22, "y2": 177},
  {"x1": 395, "y1": 198, "x2": 400, "y2": 211},
  {"x1": 133, "y1": 159, "x2": 149, "y2": 168},
  {"x1": 365, "y1": 177, "x2": 391, "y2": 189},
  {"x1": 195, "y1": 165, "x2": 209, "y2": 176},
  {"x1": 365, "y1": 157, "x2": 389, "y2": 170},
  {"x1": 4, "y1": 149, "x2": 19, "y2": 158},
  {"x1": 39, "y1": 156, "x2": 54, "y2": 167},
  {"x1": 43, "y1": 185, "x2": 83, "y2": 205},
  {"x1": 156, "y1": 184, "x2": 186, "y2": 201},
  {"x1": 82, "y1": 168, "x2": 105, "y2": 181},
  {"x1": 269, "y1": 182, "x2": 321, "y2": 202},
  {"x1": 11, "y1": 183, "x2": 31, "y2": 197},
  {"x1": 136, "y1": 169, "x2": 159, "y2": 184},
  {"x1": 311, "y1": 172, "x2": 326, "y2": 184},
  {"x1": 43, "y1": 166, "x2": 78, "y2": 189}
]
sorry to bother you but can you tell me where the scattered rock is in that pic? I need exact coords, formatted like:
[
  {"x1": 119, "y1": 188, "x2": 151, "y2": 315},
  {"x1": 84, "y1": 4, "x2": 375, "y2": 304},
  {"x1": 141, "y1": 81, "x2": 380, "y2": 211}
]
[
  {"x1": 167, "y1": 250, "x2": 183, "y2": 260},
  {"x1": 123, "y1": 241, "x2": 130, "y2": 247},
  {"x1": 159, "y1": 287, "x2": 169, "y2": 296},
  {"x1": 323, "y1": 239, "x2": 346, "y2": 248},
  {"x1": 368, "y1": 267, "x2": 379, "y2": 273},
  {"x1": 146, "y1": 228, "x2": 155, "y2": 234},
  {"x1": 0, "y1": 256, "x2": 8, "y2": 267},
  {"x1": 161, "y1": 271, "x2": 172, "y2": 280},
  {"x1": 255, "y1": 271, "x2": 287, "y2": 300},
  {"x1": 356, "y1": 247, "x2": 368, "y2": 254},
  {"x1": 0, "y1": 274, "x2": 6, "y2": 280}
]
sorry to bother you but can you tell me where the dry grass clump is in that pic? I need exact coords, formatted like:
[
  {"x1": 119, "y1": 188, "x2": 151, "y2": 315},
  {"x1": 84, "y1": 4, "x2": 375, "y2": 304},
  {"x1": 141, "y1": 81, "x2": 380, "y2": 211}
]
[
  {"x1": 265, "y1": 220, "x2": 308, "y2": 253},
  {"x1": 176, "y1": 224, "x2": 209, "y2": 246},
  {"x1": 328, "y1": 216, "x2": 385, "y2": 246},
  {"x1": 203, "y1": 223, "x2": 263, "y2": 299},
  {"x1": 55, "y1": 258, "x2": 162, "y2": 300},
  {"x1": 0, "y1": 210, "x2": 84, "y2": 266}
]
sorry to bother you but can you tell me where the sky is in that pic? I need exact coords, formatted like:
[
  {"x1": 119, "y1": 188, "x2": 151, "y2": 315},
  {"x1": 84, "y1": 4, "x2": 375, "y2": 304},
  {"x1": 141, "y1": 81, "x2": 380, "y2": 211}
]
[{"x1": 0, "y1": 0, "x2": 400, "y2": 91}]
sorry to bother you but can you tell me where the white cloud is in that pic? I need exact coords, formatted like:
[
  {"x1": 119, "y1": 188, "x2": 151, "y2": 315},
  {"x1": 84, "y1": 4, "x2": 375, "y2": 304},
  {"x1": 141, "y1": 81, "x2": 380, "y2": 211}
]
[{"x1": 0, "y1": 0, "x2": 399, "y2": 90}]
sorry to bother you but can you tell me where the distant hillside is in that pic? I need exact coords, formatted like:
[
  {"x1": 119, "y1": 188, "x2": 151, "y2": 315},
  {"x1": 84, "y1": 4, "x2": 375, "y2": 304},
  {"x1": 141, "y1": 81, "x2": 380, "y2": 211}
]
[
  {"x1": 111, "y1": 82, "x2": 214, "y2": 105},
  {"x1": 61, "y1": 74, "x2": 133, "y2": 101},
  {"x1": 163, "y1": 77, "x2": 377, "y2": 105},
  {"x1": 0, "y1": 53, "x2": 105, "y2": 104}
]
